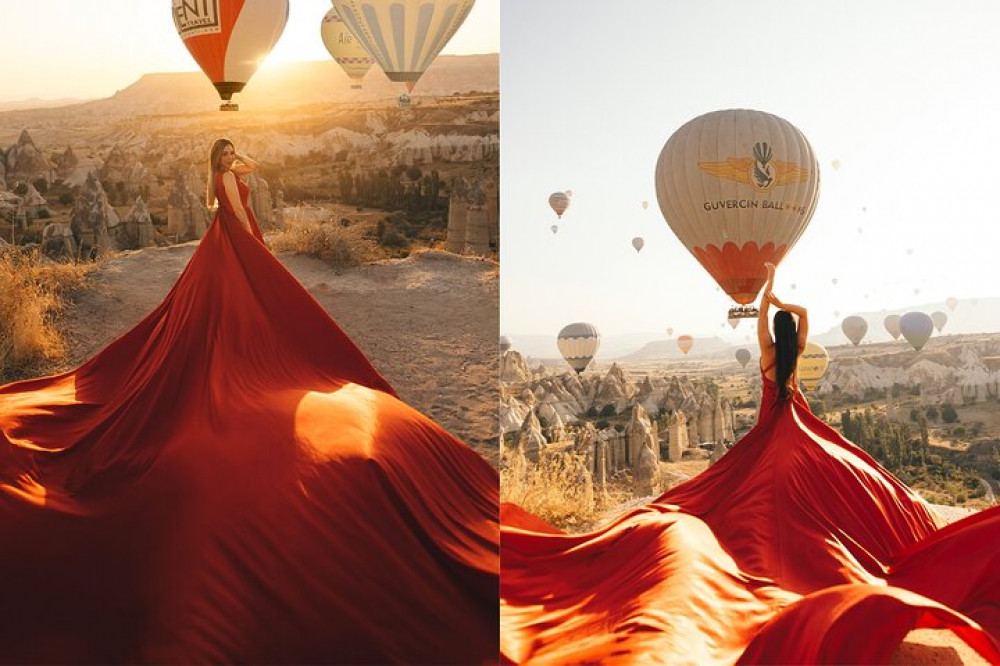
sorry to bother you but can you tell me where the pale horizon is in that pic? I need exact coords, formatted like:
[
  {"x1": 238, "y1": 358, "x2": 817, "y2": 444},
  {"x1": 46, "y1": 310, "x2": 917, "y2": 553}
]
[{"x1": 0, "y1": 0, "x2": 498, "y2": 102}]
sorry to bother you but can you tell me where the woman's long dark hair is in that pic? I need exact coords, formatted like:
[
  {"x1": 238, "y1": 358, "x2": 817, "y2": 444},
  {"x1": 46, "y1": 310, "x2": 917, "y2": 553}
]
[{"x1": 773, "y1": 310, "x2": 799, "y2": 401}]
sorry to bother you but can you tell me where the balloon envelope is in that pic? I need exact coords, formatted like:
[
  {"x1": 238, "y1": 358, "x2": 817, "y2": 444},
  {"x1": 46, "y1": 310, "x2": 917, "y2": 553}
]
[
  {"x1": 666, "y1": 327, "x2": 674, "y2": 337},
  {"x1": 841, "y1": 316, "x2": 867, "y2": 346},
  {"x1": 931, "y1": 311, "x2": 948, "y2": 332},
  {"x1": 557, "y1": 323, "x2": 600, "y2": 374},
  {"x1": 884, "y1": 314, "x2": 901, "y2": 340},
  {"x1": 332, "y1": 0, "x2": 475, "y2": 92},
  {"x1": 632, "y1": 237, "x2": 645, "y2": 252},
  {"x1": 550, "y1": 224, "x2": 558, "y2": 234},
  {"x1": 549, "y1": 192, "x2": 570, "y2": 218},
  {"x1": 799, "y1": 341, "x2": 830, "y2": 391},
  {"x1": 946, "y1": 297, "x2": 958, "y2": 311},
  {"x1": 735, "y1": 348, "x2": 751, "y2": 368},
  {"x1": 655, "y1": 109, "x2": 820, "y2": 305},
  {"x1": 641, "y1": 200, "x2": 649, "y2": 210},
  {"x1": 172, "y1": 0, "x2": 289, "y2": 110},
  {"x1": 900, "y1": 312, "x2": 933, "y2": 351},
  {"x1": 499, "y1": 335, "x2": 512, "y2": 354},
  {"x1": 321, "y1": 9, "x2": 376, "y2": 85},
  {"x1": 677, "y1": 335, "x2": 694, "y2": 355}
]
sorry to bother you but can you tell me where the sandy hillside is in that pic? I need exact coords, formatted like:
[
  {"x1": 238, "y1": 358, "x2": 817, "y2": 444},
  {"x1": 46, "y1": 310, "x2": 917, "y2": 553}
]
[{"x1": 54, "y1": 242, "x2": 499, "y2": 464}]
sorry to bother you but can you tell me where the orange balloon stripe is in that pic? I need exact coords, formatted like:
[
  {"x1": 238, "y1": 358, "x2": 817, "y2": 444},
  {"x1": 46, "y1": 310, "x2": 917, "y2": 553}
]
[
  {"x1": 693, "y1": 241, "x2": 787, "y2": 305},
  {"x1": 180, "y1": 0, "x2": 246, "y2": 83}
]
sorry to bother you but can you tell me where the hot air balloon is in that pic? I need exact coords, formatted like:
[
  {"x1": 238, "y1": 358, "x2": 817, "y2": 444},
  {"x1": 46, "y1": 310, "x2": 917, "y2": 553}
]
[
  {"x1": 172, "y1": 0, "x2": 289, "y2": 111},
  {"x1": 321, "y1": 9, "x2": 376, "y2": 89},
  {"x1": 931, "y1": 311, "x2": 948, "y2": 333},
  {"x1": 735, "y1": 348, "x2": 751, "y2": 368},
  {"x1": 799, "y1": 341, "x2": 830, "y2": 391},
  {"x1": 655, "y1": 109, "x2": 820, "y2": 320},
  {"x1": 841, "y1": 315, "x2": 867, "y2": 346},
  {"x1": 550, "y1": 225, "x2": 558, "y2": 234},
  {"x1": 946, "y1": 297, "x2": 958, "y2": 311},
  {"x1": 666, "y1": 327, "x2": 674, "y2": 337},
  {"x1": 565, "y1": 190, "x2": 574, "y2": 197},
  {"x1": 549, "y1": 192, "x2": 570, "y2": 218},
  {"x1": 557, "y1": 323, "x2": 600, "y2": 374},
  {"x1": 831, "y1": 278, "x2": 838, "y2": 285},
  {"x1": 914, "y1": 288, "x2": 921, "y2": 296},
  {"x1": 833, "y1": 310, "x2": 840, "y2": 318},
  {"x1": 632, "y1": 237, "x2": 645, "y2": 252},
  {"x1": 641, "y1": 200, "x2": 649, "y2": 210},
  {"x1": 831, "y1": 160, "x2": 841, "y2": 171},
  {"x1": 884, "y1": 314, "x2": 901, "y2": 340},
  {"x1": 677, "y1": 335, "x2": 694, "y2": 355},
  {"x1": 332, "y1": 0, "x2": 475, "y2": 93},
  {"x1": 791, "y1": 283, "x2": 797, "y2": 290},
  {"x1": 499, "y1": 335, "x2": 512, "y2": 354},
  {"x1": 728, "y1": 317, "x2": 740, "y2": 329},
  {"x1": 900, "y1": 312, "x2": 933, "y2": 351}
]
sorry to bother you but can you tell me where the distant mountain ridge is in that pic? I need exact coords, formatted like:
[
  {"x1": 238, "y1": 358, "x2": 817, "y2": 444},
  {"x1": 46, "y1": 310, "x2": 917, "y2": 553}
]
[{"x1": 0, "y1": 54, "x2": 497, "y2": 118}]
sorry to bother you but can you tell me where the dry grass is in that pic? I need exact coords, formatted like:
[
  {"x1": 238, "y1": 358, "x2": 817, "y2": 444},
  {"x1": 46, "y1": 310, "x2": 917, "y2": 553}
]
[
  {"x1": 268, "y1": 222, "x2": 380, "y2": 270},
  {"x1": 0, "y1": 248, "x2": 96, "y2": 382},
  {"x1": 500, "y1": 446, "x2": 630, "y2": 531}
]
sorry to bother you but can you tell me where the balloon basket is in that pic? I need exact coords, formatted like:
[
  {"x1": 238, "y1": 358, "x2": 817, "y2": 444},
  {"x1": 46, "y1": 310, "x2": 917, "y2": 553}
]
[
  {"x1": 729, "y1": 305, "x2": 758, "y2": 319},
  {"x1": 220, "y1": 102, "x2": 239, "y2": 112}
]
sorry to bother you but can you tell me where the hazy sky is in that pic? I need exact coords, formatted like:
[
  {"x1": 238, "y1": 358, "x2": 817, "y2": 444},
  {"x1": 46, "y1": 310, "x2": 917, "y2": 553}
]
[
  {"x1": 500, "y1": 0, "x2": 1000, "y2": 345},
  {"x1": 0, "y1": 0, "x2": 498, "y2": 101}
]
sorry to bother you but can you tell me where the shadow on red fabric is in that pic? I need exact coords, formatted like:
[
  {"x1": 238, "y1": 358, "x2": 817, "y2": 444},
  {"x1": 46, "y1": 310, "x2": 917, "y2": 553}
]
[
  {"x1": 501, "y1": 368, "x2": 1000, "y2": 664},
  {"x1": 0, "y1": 173, "x2": 499, "y2": 664}
]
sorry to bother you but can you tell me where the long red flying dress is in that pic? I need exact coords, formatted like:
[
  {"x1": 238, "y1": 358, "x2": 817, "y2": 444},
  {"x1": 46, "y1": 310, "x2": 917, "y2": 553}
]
[
  {"x1": 501, "y1": 365, "x2": 1000, "y2": 664},
  {"x1": 0, "y1": 171, "x2": 498, "y2": 663}
]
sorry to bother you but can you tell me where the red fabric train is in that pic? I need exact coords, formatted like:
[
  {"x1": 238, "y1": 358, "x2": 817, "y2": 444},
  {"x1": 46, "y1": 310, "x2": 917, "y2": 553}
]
[
  {"x1": 502, "y1": 368, "x2": 1000, "y2": 664},
  {"x1": 0, "y1": 172, "x2": 498, "y2": 663}
]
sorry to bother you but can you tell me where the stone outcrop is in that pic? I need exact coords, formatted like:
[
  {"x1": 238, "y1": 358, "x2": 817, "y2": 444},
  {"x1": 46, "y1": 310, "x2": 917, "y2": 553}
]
[
  {"x1": 445, "y1": 177, "x2": 468, "y2": 254},
  {"x1": 41, "y1": 223, "x2": 77, "y2": 259},
  {"x1": 166, "y1": 172, "x2": 209, "y2": 241},
  {"x1": 120, "y1": 197, "x2": 157, "y2": 249},
  {"x1": 667, "y1": 411, "x2": 688, "y2": 462},
  {"x1": 627, "y1": 404, "x2": 657, "y2": 470},
  {"x1": 245, "y1": 173, "x2": 279, "y2": 230},
  {"x1": 70, "y1": 172, "x2": 120, "y2": 258},
  {"x1": 517, "y1": 408, "x2": 547, "y2": 462},
  {"x1": 4, "y1": 130, "x2": 53, "y2": 187},
  {"x1": 500, "y1": 349, "x2": 532, "y2": 384},
  {"x1": 54, "y1": 146, "x2": 79, "y2": 179}
]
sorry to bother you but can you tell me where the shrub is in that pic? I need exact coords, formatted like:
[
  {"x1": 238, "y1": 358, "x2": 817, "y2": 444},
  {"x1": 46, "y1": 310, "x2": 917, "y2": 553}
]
[
  {"x1": 599, "y1": 404, "x2": 616, "y2": 418},
  {"x1": 268, "y1": 223, "x2": 375, "y2": 270},
  {"x1": 941, "y1": 403, "x2": 959, "y2": 423}
]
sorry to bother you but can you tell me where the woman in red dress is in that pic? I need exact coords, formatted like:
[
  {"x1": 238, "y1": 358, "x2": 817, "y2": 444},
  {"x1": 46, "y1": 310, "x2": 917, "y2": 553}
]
[
  {"x1": 0, "y1": 138, "x2": 498, "y2": 663},
  {"x1": 500, "y1": 263, "x2": 1000, "y2": 664}
]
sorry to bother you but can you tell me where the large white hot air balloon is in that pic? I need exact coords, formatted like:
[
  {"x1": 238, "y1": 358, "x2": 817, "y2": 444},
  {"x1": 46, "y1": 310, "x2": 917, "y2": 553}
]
[
  {"x1": 549, "y1": 192, "x2": 570, "y2": 219},
  {"x1": 735, "y1": 347, "x2": 751, "y2": 368},
  {"x1": 841, "y1": 316, "x2": 867, "y2": 346},
  {"x1": 655, "y1": 109, "x2": 820, "y2": 319},
  {"x1": 332, "y1": 0, "x2": 475, "y2": 93},
  {"x1": 884, "y1": 314, "x2": 901, "y2": 340},
  {"x1": 172, "y1": 0, "x2": 289, "y2": 111},
  {"x1": 321, "y1": 9, "x2": 376, "y2": 88},
  {"x1": 798, "y1": 341, "x2": 830, "y2": 391},
  {"x1": 900, "y1": 312, "x2": 933, "y2": 351},
  {"x1": 632, "y1": 237, "x2": 645, "y2": 253},
  {"x1": 557, "y1": 323, "x2": 600, "y2": 374},
  {"x1": 931, "y1": 311, "x2": 948, "y2": 333}
]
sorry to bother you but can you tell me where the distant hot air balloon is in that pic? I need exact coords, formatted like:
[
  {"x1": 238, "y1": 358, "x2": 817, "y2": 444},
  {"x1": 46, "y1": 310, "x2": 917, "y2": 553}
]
[
  {"x1": 831, "y1": 159, "x2": 841, "y2": 171},
  {"x1": 914, "y1": 288, "x2": 921, "y2": 296},
  {"x1": 641, "y1": 200, "x2": 649, "y2": 210},
  {"x1": 798, "y1": 341, "x2": 830, "y2": 391},
  {"x1": 833, "y1": 310, "x2": 840, "y2": 318},
  {"x1": 677, "y1": 335, "x2": 694, "y2": 355},
  {"x1": 900, "y1": 312, "x2": 933, "y2": 351},
  {"x1": 931, "y1": 311, "x2": 948, "y2": 333},
  {"x1": 565, "y1": 190, "x2": 574, "y2": 197},
  {"x1": 666, "y1": 327, "x2": 674, "y2": 337},
  {"x1": 946, "y1": 297, "x2": 958, "y2": 311},
  {"x1": 791, "y1": 283, "x2": 797, "y2": 290},
  {"x1": 842, "y1": 315, "x2": 867, "y2": 346},
  {"x1": 557, "y1": 322, "x2": 600, "y2": 374},
  {"x1": 551, "y1": 225, "x2": 558, "y2": 234},
  {"x1": 321, "y1": 9, "x2": 376, "y2": 88},
  {"x1": 499, "y1": 335, "x2": 512, "y2": 354},
  {"x1": 884, "y1": 314, "x2": 901, "y2": 340},
  {"x1": 728, "y1": 316, "x2": 739, "y2": 329},
  {"x1": 549, "y1": 192, "x2": 570, "y2": 218},
  {"x1": 906, "y1": 248, "x2": 914, "y2": 255},
  {"x1": 172, "y1": 0, "x2": 289, "y2": 111},
  {"x1": 831, "y1": 278, "x2": 838, "y2": 285},
  {"x1": 632, "y1": 237, "x2": 645, "y2": 252},
  {"x1": 735, "y1": 348, "x2": 752, "y2": 368},
  {"x1": 655, "y1": 109, "x2": 820, "y2": 319},
  {"x1": 332, "y1": 0, "x2": 475, "y2": 93}
]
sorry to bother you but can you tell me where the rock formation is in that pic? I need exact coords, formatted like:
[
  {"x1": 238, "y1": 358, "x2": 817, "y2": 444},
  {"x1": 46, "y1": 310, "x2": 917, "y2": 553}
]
[
  {"x1": 464, "y1": 179, "x2": 490, "y2": 255},
  {"x1": 41, "y1": 223, "x2": 77, "y2": 259},
  {"x1": 166, "y1": 172, "x2": 209, "y2": 241},
  {"x1": 245, "y1": 173, "x2": 278, "y2": 230},
  {"x1": 120, "y1": 197, "x2": 157, "y2": 249},
  {"x1": 445, "y1": 177, "x2": 468, "y2": 254},
  {"x1": 54, "y1": 146, "x2": 79, "y2": 179},
  {"x1": 501, "y1": 349, "x2": 532, "y2": 384},
  {"x1": 668, "y1": 411, "x2": 688, "y2": 462},
  {"x1": 517, "y1": 408, "x2": 547, "y2": 462},
  {"x1": 4, "y1": 130, "x2": 53, "y2": 187},
  {"x1": 70, "y1": 172, "x2": 120, "y2": 258}
]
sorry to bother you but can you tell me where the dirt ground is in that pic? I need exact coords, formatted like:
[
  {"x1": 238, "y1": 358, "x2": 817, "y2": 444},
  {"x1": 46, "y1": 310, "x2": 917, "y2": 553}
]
[{"x1": 53, "y1": 241, "x2": 499, "y2": 465}]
